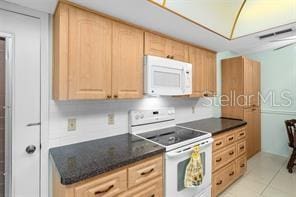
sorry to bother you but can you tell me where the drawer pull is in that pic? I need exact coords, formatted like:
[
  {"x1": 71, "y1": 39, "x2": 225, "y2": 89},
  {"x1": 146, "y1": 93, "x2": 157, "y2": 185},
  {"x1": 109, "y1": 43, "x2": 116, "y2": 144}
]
[
  {"x1": 216, "y1": 180, "x2": 223, "y2": 185},
  {"x1": 140, "y1": 168, "x2": 154, "y2": 176},
  {"x1": 94, "y1": 185, "x2": 114, "y2": 195},
  {"x1": 228, "y1": 137, "x2": 234, "y2": 141},
  {"x1": 216, "y1": 142, "x2": 222, "y2": 146},
  {"x1": 216, "y1": 158, "x2": 222, "y2": 162},
  {"x1": 229, "y1": 151, "x2": 234, "y2": 155},
  {"x1": 151, "y1": 195, "x2": 155, "y2": 197},
  {"x1": 240, "y1": 146, "x2": 245, "y2": 150},
  {"x1": 229, "y1": 171, "x2": 235, "y2": 176},
  {"x1": 240, "y1": 164, "x2": 245, "y2": 168},
  {"x1": 239, "y1": 133, "x2": 244, "y2": 136}
]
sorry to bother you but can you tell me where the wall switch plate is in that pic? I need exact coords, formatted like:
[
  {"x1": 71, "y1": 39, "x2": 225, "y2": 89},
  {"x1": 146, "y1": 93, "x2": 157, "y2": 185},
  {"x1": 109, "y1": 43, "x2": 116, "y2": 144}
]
[
  {"x1": 68, "y1": 118, "x2": 76, "y2": 131},
  {"x1": 108, "y1": 114, "x2": 114, "y2": 125},
  {"x1": 192, "y1": 106, "x2": 196, "y2": 114}
]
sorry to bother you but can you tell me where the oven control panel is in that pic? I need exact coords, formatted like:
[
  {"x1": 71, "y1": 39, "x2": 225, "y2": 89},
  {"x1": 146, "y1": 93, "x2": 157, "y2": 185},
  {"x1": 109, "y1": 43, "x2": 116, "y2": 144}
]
[{"x1": 129, "y1": 107, "x2": 175, "y2": 127}]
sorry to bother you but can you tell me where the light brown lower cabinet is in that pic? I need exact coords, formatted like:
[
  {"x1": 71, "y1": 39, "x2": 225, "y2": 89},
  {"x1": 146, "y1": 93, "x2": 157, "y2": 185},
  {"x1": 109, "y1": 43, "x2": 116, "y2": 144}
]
[
  {"x1": 53, "y1": 154, "x2": 163, "y2": 197},
  {"x1": 212, "y1": 127, "x2": 247, "y2": 197}
]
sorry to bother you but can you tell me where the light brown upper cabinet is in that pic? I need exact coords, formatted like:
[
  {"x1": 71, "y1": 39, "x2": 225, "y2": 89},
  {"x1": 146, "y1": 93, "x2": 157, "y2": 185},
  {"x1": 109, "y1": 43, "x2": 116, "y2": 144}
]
[
  {"x1": 112, "y1": 22, "x2": 144, "y2": 99},
  {"x1": 68, "y1": 6, "x2": 112, "y2": 100},
  {"x1": 144, "y1": 32, "x2": 189, "y2": 62},
  {"x1": 53, "y1": 3, "x2": 144, "y2": 100},
  {"x1": 189, "y1": 46, "x2": 217, "y2": 97}
]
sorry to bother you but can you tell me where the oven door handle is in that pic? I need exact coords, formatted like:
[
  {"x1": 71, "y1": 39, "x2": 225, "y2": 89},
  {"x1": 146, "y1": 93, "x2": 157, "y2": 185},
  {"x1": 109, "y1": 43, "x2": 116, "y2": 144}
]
[{"x1": 166, "y1": 138, "x2": 213, "y2": 158}]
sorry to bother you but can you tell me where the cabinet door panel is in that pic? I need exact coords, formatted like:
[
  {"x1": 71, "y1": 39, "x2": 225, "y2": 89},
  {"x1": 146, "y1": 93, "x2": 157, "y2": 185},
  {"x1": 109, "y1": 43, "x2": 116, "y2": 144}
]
[
  {"x1": 243, "y1": 58, "x2": 253, "y2": 107},
  {"x1": 68, "y1": 7, "x2": 112, "y2": 99},
  {"x1": 169, "y1": 40, "x2": 189, "y2": 62},
  {"x1": 112, "y1": 22, "x2": 144, "y2": 99},
  {"x1": 252, "y1": 61, "x2": 260, "y2": 107},
  {"x1": 189, "y1": 47, "x2": 206, "y2": 97},
  {"x1": 206, "y1": 52, "x2": 217, "y2": 96},
  {"x1": 144, "y1": 32, "x2": 168, "y2": 58},
  {"x1": 244, "y1": 107, "x2": 261, "y2": 158}
]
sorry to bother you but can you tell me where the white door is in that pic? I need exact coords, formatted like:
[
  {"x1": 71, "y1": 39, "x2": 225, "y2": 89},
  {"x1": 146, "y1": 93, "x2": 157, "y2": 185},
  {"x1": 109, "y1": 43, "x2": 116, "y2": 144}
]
[{"x1": 0, "y1": 9, "x2": 41, "y2": 197}]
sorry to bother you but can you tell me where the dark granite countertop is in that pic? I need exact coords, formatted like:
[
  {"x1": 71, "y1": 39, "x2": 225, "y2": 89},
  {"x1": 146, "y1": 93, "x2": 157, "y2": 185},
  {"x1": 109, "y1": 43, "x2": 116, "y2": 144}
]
[
  {"x1": 50, "y1": 133, "x2": 165, "y2": 185},
  {"x1": 178, "y1": 117, "x2": 247, "y2": 136}
]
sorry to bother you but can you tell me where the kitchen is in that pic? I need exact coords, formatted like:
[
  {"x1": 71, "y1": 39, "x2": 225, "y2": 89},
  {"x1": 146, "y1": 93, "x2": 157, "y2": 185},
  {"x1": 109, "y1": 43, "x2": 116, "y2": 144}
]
[{"x1": 0, "y1": 0, "x2": 295, "y2": 197}]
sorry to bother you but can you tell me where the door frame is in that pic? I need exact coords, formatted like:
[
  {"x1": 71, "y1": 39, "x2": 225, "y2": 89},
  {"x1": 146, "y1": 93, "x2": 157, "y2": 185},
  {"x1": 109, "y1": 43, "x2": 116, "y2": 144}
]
[
  {"x1": 0, "y1": 32, "x2": 13, "y2": 197},
  {"x1": 0, "y1": 2, "x2": 50, "y2": 197}
]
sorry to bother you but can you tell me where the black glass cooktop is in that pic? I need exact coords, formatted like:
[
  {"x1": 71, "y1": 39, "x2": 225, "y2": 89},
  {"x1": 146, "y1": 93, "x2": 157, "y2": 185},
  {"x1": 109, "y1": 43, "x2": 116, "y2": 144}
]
[{"x1": 137, "y1": 126, "x2": 207, "y2": 147}]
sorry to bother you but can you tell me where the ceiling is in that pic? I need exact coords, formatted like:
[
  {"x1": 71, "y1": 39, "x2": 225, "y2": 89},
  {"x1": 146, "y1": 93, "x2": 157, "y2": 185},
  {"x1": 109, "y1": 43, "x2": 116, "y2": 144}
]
[
  {"x1": 151, "y1": 0, "x2": 296, "y2": 39},
  {"x1": 4, "y1": 0, "x2": 296, "y2": 54}
]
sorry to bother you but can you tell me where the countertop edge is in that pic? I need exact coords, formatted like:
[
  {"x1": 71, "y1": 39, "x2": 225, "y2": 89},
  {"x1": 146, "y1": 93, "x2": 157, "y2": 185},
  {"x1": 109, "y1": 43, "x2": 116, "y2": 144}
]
[{"x1": 56, "y1": 148, "x2": 165, "y2": 185}]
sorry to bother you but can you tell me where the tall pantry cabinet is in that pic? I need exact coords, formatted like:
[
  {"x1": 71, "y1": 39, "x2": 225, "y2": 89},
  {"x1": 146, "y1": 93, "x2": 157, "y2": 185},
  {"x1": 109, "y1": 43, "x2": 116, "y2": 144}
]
[{"x1": 221, "y1": 56, "x2": 261, "y2": 158}]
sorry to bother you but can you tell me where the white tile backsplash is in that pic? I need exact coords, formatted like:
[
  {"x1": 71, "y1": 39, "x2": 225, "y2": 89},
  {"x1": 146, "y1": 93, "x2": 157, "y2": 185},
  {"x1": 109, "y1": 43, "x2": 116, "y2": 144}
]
[{"x1": 49, "y1": 97, "x2": 215, "y2": 147}]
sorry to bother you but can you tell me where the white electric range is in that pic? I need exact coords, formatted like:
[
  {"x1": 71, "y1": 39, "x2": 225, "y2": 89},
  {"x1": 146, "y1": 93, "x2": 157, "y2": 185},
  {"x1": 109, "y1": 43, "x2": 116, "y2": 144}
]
[{"x1": 129, "y1": 108, "x2": 213, "y2": 197}]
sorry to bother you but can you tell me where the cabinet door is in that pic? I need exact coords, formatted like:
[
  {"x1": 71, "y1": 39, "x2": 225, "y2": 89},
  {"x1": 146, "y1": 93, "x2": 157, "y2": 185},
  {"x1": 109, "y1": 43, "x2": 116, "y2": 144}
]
[
  {"x1": 243, "y1": 57, "x2": 253, "y2": 107},
  {"x1": 244, "y1": 107, "x2": 261, "y2": 158},
  {"x1": 144, "y1": 32, "x2": 169, "y2": 58},
  {"x1": 205, "y1": 52, "x2": 217, "y2": 96},
  {"x1": 252, "y1": 61, "x2": 260, "y2": 107},
  {"x1": 168, "y1": 40, "x2": 189, "y2": 62},
  {"x1": 252, "y1": 107, "x2": 261, "y2": 155},
  {"x1": 68, "y1": 7, "x2": 112, "y2": 99},
  {"x1": 189, "y1": 47, "x2": 206, "y2": 97},
  {"x1": 112, "y1": 22, "x2": 144, "y2": 99}
]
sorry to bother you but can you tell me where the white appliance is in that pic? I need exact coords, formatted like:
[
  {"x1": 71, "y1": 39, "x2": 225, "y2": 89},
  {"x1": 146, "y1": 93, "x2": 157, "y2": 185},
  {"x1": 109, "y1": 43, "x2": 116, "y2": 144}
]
[
  {"x1": 129, "y1": 108, "x2": 213, "y2": 197},
  {"x1": 144, "y1": 55, "x2": 192, "y2": 96}
]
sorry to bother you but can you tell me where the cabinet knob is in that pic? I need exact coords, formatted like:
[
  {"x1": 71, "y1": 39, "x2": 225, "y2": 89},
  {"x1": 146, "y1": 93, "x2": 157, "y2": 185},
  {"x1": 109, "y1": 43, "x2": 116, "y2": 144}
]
[
  {"x1": 107, "y1": 95, "x2": 111, "y2": 99},
  {"x1": 229, "y1": 171, "x2": 235, "y2": 176},
  {"x1": 171, "y1": 56, "x2": 174, "y2": 59},
  {"x1": 203, "y1": 93, "x2": 209, "y2": 97},
  {"x1": 167, "y1": 55, "x2": 171, "y2": 59},
  {"x1": 113, "y1": 95, "x2": 118, "y2": 99},
  {"x1": 216, "y1": 180, "x2": 223, "y2": 185}
]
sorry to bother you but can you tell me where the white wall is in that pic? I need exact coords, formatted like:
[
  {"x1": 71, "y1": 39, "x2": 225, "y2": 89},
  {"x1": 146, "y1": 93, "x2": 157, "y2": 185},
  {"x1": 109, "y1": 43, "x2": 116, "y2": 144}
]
[
  {"x1": 49, "y1": 97, "x2": 216, "y2": 147},
  {"x1": 246, "y1": 45, "x2": 296, "y2": 157}
]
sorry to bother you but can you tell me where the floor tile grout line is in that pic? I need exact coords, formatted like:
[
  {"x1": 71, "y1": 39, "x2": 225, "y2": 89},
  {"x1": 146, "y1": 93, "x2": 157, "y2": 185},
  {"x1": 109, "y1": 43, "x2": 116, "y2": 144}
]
[{"x1": 259, "y1": 159, "x2": 288, "y2": 196}]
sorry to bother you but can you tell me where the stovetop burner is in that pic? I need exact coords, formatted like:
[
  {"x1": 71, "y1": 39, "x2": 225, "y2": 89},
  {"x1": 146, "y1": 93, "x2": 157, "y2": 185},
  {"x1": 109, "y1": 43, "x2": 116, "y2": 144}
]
[{"x1": 137, "y1": 126, "x2": 207, "y2": 147}]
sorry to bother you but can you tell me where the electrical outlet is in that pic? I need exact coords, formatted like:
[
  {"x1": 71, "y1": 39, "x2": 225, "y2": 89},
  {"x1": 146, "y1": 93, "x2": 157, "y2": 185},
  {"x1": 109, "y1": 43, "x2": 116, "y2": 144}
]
[
  {"x1": 68, "y1": 118, "x2": 76, "y2": 131},
  {"x1": 108, "y1": 114, "x2": 114, "y2": 125},
  {"x1": 192, "y1": 106, "x2": 196, "y2": 114}
]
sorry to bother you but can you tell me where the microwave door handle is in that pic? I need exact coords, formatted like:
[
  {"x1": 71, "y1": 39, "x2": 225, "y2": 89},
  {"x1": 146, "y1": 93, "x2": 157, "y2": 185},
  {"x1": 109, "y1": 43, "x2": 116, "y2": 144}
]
[{"x1": 182, "y1": 68, "x2": 186, "y2": 93}]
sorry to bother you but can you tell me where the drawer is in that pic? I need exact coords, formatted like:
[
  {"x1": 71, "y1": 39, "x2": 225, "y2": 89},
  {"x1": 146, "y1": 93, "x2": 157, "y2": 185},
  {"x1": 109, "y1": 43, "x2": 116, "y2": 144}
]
[
  {"x1": 119, "y1": 176, "x2": 163, "y2": 197},
  {"x1": 212, "y1": 161, "x2": 236, "y2": 197},
  {"x1": 236, "y1": 155, "x2": 247, "y2": 177},
  {"x1": 212, "y1": 137, "x2": 225, "y2": 152},
  {"x1": 225, "y1": 132, "x2": 236, "y2": 146},
  {"x1": 128, "y1": 155, "x2": 163, "y2": 188},
  {"x1": 236, "y1": 128, "x2": 246, "y2": 140},
  {"x1": 213, "y1": 144, "x2": 236, "y2": 172},
  {"x1": 74, "y1": 169, "x2": 127, "y2": 197},
  {"x1": 237, "y1": 140, "x2": 246, "y2": 157}
]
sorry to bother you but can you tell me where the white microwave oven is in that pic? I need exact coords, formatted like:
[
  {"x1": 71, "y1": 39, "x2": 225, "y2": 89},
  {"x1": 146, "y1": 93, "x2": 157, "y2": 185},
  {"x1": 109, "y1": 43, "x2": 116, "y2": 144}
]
[{"x1": 144, "y1": 55, "x2": 192, "y2": 96}]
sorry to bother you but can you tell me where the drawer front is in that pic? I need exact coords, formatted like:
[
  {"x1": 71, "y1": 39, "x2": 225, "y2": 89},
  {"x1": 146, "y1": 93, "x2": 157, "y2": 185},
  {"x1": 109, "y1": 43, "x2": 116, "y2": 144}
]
[
  {"x1": 237, "y1": 140, "x2": 247, "y2": 157},
  {"x1": 236, "y1": 155, "x2": 247, "y2": 177},
  {"x1": 75, "y1": 169, "x2": 127, "y2": 197},
  {"x1": 225, "y1": 132, "x2": 236, "y2": 146},
  {"x1": 213, "y1": 137, "x2": 225, "y2": 152},
  {"x1": 119, "y1": 177, "x2": 163, "y2": 197},
  {"x1": 213, "y1": 144, "x2": 236, "y2": 171},
  {"x1": 236, "y1": 128, "x2": 246, "y2": 140},
  {"x1": 128, "y1": 155, "x2": 163, "y2": 188},
  {"x1": 212, "y1": 161, "x2": 236, "y2": 196}
]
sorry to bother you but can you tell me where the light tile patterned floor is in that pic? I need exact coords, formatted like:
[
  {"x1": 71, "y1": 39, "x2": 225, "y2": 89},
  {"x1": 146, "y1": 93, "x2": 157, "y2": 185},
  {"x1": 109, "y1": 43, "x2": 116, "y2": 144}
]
[{"x1": 220, "y1": 152, "x2": 296, "y2": 197}]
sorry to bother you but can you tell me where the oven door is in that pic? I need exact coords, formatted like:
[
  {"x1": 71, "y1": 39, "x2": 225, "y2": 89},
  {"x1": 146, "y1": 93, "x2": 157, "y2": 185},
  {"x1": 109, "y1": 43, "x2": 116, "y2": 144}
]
[
  {"x1": 145, "y1": 55, "x2": 191, "y2": 96},
  {"x1": 165, "y1": 138, "x2": 213, "y2": 197}
]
